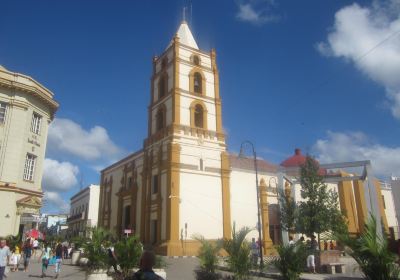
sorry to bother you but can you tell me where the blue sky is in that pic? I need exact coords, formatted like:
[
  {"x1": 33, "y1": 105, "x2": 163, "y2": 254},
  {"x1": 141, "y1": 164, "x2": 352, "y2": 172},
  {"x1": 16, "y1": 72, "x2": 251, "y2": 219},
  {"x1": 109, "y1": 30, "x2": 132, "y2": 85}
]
[{"x1": 1, "y1": 0, "x2": 399, "y2": 213}]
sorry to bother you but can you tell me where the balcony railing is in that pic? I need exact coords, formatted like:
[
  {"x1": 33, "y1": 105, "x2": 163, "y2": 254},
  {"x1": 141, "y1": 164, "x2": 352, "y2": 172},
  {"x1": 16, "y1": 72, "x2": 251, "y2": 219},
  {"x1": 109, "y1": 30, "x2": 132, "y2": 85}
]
[{"x1": 66, "y1": 212, "x2": 85, "y2": 223}]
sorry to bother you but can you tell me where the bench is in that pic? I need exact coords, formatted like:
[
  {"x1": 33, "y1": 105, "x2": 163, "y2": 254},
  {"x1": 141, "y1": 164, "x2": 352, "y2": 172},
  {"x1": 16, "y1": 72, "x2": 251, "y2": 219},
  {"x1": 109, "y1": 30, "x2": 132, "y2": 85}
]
[{"x1": 324, "y1": 263, "x2": 346, "y2": 274}]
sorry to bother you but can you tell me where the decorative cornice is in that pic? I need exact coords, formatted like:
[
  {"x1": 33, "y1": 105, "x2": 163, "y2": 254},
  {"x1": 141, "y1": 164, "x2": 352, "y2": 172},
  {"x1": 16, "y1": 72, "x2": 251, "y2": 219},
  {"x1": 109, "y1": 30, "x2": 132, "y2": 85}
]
[{"x1": 0, "y1": 68, "x2": 59, "y2": 119}]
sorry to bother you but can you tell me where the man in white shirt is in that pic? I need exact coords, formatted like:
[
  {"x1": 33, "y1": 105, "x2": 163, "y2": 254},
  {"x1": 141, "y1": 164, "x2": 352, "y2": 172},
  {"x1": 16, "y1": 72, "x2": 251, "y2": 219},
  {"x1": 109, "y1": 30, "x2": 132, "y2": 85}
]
[{"x1": 0, "y1": 239, "x2": 11, "y2": 280}]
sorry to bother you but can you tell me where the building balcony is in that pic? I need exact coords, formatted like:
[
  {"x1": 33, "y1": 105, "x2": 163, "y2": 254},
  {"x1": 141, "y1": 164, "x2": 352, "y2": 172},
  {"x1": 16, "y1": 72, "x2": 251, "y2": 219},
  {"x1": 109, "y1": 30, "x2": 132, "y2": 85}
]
[{"x1": 67, "y1": 212, "x2": 85, "y2": 223}]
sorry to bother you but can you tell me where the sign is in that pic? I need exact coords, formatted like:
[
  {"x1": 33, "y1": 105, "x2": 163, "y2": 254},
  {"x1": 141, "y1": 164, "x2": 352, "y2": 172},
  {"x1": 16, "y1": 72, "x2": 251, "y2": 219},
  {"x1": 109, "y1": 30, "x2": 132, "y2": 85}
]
[{"x1": 124, "y1": 229, "x2": 132, "y2": 234}]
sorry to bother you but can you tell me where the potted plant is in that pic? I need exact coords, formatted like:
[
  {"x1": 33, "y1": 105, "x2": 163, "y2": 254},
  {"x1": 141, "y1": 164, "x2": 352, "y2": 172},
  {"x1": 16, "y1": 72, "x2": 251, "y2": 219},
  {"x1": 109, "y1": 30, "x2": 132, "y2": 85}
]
[
  {"x1": 71, "y1": 236, "x2": 86, "y2": 265},
  {"x1": 113, "y1": 235, "x2": 143, "y2": 278},
  {"x1": 83, "y1": 227, "x2": 111, "y2": 280}
]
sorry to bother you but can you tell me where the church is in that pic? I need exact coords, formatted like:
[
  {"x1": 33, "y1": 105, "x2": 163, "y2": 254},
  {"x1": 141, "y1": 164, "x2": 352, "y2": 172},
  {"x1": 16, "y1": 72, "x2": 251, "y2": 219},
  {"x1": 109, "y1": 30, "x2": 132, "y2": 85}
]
[{"x1": 98, "y1": 21, "x2": 397, "y2": 256}]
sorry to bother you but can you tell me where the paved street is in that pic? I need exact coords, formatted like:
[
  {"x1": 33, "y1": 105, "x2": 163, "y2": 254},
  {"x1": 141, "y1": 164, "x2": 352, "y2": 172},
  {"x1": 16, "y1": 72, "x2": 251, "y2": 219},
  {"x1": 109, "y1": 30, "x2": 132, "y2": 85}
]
[
  {"x1": 5, "y1": 257, "x2": 200, "y2": 280},
  {"x1": 5, "y1": 256, "x2": 363, "y2": 280}
]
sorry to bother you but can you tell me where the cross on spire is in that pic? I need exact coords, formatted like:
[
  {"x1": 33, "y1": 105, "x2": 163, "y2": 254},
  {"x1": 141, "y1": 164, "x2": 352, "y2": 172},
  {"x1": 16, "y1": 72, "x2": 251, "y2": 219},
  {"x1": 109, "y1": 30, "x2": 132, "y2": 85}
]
[{"x1": 182, "y1": 7, "x2": 187, "y2": 23}]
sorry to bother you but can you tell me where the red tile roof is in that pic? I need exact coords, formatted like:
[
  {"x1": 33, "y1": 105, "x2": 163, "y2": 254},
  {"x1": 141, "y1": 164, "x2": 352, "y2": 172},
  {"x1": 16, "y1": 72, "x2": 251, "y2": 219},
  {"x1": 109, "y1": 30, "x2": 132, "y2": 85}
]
[{"x1": 229, "y1": 154, "x2": 277, "y2": 173}]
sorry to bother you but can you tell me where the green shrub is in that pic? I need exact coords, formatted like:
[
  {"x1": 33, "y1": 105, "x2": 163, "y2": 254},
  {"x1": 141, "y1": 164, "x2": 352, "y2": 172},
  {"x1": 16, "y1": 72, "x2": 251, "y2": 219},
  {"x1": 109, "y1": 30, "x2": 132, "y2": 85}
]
[
  {"x1": 193, "y1": 235, "x2": 221, "y2": 273},
  {"x1": 222, "y1": 224, "x2": 252, "y2": 280},
  {"x1": 273, "y1": 242, "x2": 307, "y2": 280},
  {"x1": 114, "y1": 235, "x2": 143, "y2": 277},
  {"x1": 83, "y1": 227, "x2": 111, "y2": 271},
  {"x1": 335, "y1": 215, "x2": 400, "y2": 280}
]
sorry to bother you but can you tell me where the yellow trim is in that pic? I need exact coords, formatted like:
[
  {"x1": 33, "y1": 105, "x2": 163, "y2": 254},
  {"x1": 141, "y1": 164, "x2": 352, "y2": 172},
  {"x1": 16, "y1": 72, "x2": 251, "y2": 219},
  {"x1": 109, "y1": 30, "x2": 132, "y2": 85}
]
[
  {"x1": 173, "y1": 36, "x2": 180, "y2": 124},
  {"x1": 373, "y1": 180, "x2": 389, "y2": 233},
  {"x1": 166, "y1": 143, "x2": 180, "y2": 244},
  {"x1": 189, "y1": 67, "x2": 206, "y2": 95},
  {"x1": 353, "y1": 179, "x2": 368, "y2": 233},
  {"x1": 211, "y1": 49, "x2": 224, "y2": 141},
  {"x1": 259, "y1": 178, "x2": 274, "y2": 254},
  {"x1": 338, "y1": 171, "x2": 359, "y2": 234},
  {"x1": 221, "y1": 151, "x2": 232, "y2": 239},
  {"x1": 189, "y1": 100, "x2": 208, "y2": 130}
]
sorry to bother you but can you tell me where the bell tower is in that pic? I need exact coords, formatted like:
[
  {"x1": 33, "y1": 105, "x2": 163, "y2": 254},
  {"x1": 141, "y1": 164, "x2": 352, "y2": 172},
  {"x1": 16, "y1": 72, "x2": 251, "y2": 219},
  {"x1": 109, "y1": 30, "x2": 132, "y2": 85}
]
[{"x1": 143, "y1": 20, "x2": 231, "y2": 256}]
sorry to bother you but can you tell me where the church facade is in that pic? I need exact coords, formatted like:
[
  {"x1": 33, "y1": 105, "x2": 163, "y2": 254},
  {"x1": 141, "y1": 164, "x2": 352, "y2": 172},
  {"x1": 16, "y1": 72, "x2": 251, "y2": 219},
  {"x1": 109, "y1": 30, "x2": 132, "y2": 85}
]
[{"x1": 98, "y1": 22, "x2": 397, "y2": 256}]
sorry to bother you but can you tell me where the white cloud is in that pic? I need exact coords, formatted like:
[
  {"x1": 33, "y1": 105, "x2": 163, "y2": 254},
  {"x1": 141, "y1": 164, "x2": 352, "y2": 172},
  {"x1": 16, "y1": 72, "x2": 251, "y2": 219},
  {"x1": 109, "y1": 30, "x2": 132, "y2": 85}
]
[
  {"x1": 312, "y1": 131, "x2": 400, "y2": 178},
  {"x1": 236, "y1": 0, "x2": 280, "y2": 25},
  {"x1": 43, "y1": 192, "x2": 70, "y2": 213},
  {"x1": 317, "y1": 1, "x2": 400, "y2": 119},
  {"x1": 47, "y1": 118, "x2": 123, "y2": 161},
  {"x1": 42, "y1": 158, "x2": 79, "y2": 191}
]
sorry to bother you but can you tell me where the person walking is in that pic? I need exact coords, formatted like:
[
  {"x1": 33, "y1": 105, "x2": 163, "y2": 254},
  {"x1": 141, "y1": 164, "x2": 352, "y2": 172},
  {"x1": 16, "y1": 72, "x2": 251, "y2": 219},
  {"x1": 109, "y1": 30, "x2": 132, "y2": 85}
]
[
  {"x1": 22, "y1": 239, "x2": 32, "y2": 272},
  {"x1": 0, "y1": 239, "x2": 11, "y2": 280},
  {"x1": 250, "y1": 238, "x2": 259, "y2": 266},
  {"x1": 54, "y1": 243, "x2": 63, "y2": 279},
  {"x1": 306, "y1": 235, "x2": 318, "y2": 274},
  {"x1": 40, "y1": 243, "x2": 51, "y2": 278}
]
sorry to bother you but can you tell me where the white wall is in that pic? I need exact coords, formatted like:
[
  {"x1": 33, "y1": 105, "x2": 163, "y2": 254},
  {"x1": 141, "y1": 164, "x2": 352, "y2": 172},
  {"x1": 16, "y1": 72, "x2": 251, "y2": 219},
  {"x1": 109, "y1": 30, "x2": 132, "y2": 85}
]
[{"x1": 179, "y1": 171, "x2": 223, "y2": 239}]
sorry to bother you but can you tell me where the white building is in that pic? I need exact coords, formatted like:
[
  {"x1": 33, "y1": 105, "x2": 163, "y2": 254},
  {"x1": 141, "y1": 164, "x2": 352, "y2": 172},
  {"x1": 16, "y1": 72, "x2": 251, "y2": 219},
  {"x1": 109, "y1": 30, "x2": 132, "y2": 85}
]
[
  {"x1": 39, "y1": 214, "x2": 68, "y2": 236},
  {"x1": 388, "y1": 177, "x2": 400, "y2": 239},
  {"x1": 98, "y1": 21, "x2": 397, "y2": 256},
  {"x1": 67, "y1": 184, "x2": 100, "y2": 237},
  {"x1": 0, "y1": 65, "x2": 58, "y2": 237}
]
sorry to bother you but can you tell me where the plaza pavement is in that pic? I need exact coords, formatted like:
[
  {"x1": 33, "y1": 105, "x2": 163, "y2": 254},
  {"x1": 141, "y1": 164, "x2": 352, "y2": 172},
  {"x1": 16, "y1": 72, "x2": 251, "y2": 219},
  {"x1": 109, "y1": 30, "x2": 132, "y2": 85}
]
[{"x1": 5, "y1": 255, "x2": 363, "y2": 280}]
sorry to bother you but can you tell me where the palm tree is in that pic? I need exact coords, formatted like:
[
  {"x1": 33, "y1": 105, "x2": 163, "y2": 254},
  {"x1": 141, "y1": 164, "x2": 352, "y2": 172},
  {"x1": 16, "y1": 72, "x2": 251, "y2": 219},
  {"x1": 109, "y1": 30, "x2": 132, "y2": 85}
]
[
  {"x1": 335, "y1": 215, "x2": 400, "y2": 280},
  {"x1": 222, "y1": 224, "x2": 252, "y2": 280},
  {"x1": 193, "y1": 234, "x2": 222, "y2": 280}
]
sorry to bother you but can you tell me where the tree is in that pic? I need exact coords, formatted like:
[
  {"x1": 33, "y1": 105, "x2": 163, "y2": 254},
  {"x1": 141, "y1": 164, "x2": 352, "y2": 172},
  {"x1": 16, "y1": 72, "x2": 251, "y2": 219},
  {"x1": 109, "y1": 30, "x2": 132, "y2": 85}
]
[
  {"x1": 278, "y1": 189, "x2": 297, "y2": 234},
  {"x1": 296, "y1": 156, "x2": 346, "y2": 246}
]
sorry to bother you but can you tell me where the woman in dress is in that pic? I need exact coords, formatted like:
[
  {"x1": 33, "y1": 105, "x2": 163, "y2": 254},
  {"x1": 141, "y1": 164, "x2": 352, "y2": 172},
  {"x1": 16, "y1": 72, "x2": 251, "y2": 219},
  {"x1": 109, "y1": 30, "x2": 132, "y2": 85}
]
[{"x1": 40, "y1": 243, "x2": 51, "y2": 278}]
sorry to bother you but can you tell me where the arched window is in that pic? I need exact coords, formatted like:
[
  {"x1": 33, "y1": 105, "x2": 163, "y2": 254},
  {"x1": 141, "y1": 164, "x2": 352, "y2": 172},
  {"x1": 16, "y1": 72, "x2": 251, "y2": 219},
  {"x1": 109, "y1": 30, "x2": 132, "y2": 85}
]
[
  {"x1": 156, "y1": 108, "x2": 165, "y2": 131},
  {"x1": 161, "y1": 58, "x2": 168, "y2": 69},
  {"x1": 194, "y1": 104, "x2": 204, "y2": 128},
  {"x1": 158, "y1": 76, "x2": 167, "y2": 99},
  {"x1": 194, "y1": 72, "x2": 202, "y2": 94},
  {"x1": 193, "y1": 55, "x2": 200, "y2": 66}
]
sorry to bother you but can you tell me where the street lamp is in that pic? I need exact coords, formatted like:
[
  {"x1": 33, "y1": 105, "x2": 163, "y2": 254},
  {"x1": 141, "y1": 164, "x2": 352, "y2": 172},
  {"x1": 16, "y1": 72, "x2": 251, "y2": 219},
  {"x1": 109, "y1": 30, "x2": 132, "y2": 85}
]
[{"x1": 238, "y1": 140, "x2": 263, "y2": 266}]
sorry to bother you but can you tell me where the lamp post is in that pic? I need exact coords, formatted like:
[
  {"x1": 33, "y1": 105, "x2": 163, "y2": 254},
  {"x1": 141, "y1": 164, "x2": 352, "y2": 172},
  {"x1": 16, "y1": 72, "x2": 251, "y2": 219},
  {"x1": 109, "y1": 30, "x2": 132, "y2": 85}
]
[{"x1": 239, "y1": 140, "x2": 263, "y2": 266}]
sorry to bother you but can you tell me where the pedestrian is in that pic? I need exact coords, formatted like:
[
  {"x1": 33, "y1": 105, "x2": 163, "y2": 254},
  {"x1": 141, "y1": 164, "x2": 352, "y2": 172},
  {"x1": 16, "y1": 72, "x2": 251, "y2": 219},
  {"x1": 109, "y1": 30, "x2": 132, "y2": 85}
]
[
  {"x1": 0, "y1": 239, "x2": 11, "y2": 280},
  {"x1": 22, "y1": 239, "x2": 32, "y2": 272},
  {"x1": 306, "y1": 235, "x2": 318, "y2": 274},
  {"x1": 63, "y1": 244, "x2": 68, "y2": 259},
  {"x1": 250, "y1": 238, "x2": 259, "y2": 266},
  {"x1": 9, "y1": 243, "x2": 21, "y2": 272},
  {"x1": 32, "y1": 238, "x2": 39, "y2": 260},
  {"x1": 54, "y1": 243, "x2": 63, "y2": 279},
  {"x1": 125, "y1": 251, "x2": 163, "y2": 280},
  {"x1": 40, "y1": 243, "x2": 51, "y2": 278},
  {"x1": 329, "y1": 240, "x2": 334, "y2": 250},
  {"x1": 107, "y1": 240, "x2": 120, "y2": 274}
]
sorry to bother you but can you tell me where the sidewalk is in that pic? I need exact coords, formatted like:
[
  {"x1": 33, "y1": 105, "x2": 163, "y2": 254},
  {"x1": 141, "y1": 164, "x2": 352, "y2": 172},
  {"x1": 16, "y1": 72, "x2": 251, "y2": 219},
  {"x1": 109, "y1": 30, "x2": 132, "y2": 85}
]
[{"x1": 5, "y1": 258, "x2": 86, "y2": 280}]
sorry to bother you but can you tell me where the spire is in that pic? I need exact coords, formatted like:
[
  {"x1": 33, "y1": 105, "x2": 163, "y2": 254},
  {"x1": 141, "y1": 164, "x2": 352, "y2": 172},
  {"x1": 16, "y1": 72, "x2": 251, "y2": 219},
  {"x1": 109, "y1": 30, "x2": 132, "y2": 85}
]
[{"x1": 174, "y1": 21, "x2": 198, "y2": 49}]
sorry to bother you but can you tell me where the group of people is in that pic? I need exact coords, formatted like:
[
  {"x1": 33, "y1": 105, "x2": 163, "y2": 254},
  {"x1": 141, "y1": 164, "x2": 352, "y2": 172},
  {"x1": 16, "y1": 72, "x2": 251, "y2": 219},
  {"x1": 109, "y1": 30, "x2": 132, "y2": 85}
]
[{"x1": 0, "y1": 237, "x2": 65, "y2": 279}]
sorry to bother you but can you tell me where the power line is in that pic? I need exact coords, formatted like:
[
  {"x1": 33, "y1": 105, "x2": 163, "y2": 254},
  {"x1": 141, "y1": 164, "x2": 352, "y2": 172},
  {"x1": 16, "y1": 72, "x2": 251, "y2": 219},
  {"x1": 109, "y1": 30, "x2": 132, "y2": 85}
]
[{"x1": 308, "y1": 28, "x2": 400, "y2": 94}]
